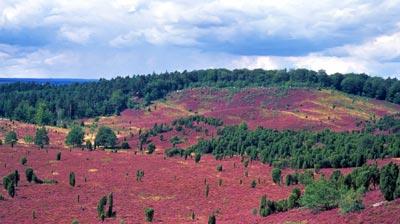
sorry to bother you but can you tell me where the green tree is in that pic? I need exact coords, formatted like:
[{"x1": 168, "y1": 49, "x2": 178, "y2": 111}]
[
  {"x1": 7, "y1": 182, "x2": 15, "y2": 198},
  {"x1": 107, "y1": 192, "x2": 115, "y2": 217},
  {"x1": 380, "y1": 163, "x2": 399, "y2": 201},
  {"x1": 95, "y1": 126, "x2": 117, "y2": 148},
  {"x1": 339, "y1": 188, "x2": 364, "y2": 214},
  {"x1": 145, "y1": 208, "x2": 154, "y2": 222},
  {"x1": 34, "y1": 127, "x2": 49, "y2": 148},
  {"x1": 300, "y1": 178, "x2": 339, "y2": 212},
  {"x1": 208, "y1": 214, "x2": 216, "y2": 224},
  {"x1": 25, "y1": 168, "x2": 34, "y2": 183},
  {"x1": 97, "y1": 196, "x2": 107, "y2": 220},
  {"x1": 5, "y1": 131, "x2": 18, "y2": 147},
  {"x1": 147, "y1": 143, "x2": 155, "y2": 154},
  {"x1": 69, "y1": 172, "x2": 76, "y2": 187},
  {"x1": 65, "y1": 126, "x2": 85, "y2": 147},
  {"x1": 34, "y1": 102, "x2": 51, "y2": 125},
  {"x1": 272, "y1": 168, "x2": 282, "y2": 185}
]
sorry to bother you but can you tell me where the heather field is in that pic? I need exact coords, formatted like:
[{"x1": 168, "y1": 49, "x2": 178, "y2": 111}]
[
  {"x1": 2, "y1": 87, "x2": 400, "y2": 223},
  {"x1": 1, "y1": 144, "x2": 400, "y2": 224}
]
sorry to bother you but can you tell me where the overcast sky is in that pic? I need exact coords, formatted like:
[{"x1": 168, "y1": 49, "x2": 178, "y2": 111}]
[{"x1": 1, "y1": 0, "x2": 400, "y2": 78}]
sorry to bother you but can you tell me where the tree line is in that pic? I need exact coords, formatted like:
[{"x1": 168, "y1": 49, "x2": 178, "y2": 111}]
[{"x1": 1, "y1": 68, "x2": 400, "y2": 125}]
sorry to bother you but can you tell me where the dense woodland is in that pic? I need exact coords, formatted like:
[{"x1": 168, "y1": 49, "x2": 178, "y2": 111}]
[
  {"x1": 188, "y1": 122, "x2": 400, "y2": 169},
  {"x1": 1, "y1": 68, "x2": 400, "y2": 125}
]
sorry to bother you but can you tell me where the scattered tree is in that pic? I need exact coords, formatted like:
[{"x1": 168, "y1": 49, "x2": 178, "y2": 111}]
[
  {"x1": 65, "y1": 126, "x2": 85, "y2": 147},
  {"x1": 34, "y1": 127, "x2": 49, "y2": 148},
  {"x1": 95, "y1": 126, "x2": 117, "y2": 148},
  {"x1": 5, "y1": 131, "x2": 18, "y2": 147}
]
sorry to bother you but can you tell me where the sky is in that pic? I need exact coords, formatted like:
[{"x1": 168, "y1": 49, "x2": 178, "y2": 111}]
[{"x1": 0, "y1": 0, "x2": 400, "y2": 79}]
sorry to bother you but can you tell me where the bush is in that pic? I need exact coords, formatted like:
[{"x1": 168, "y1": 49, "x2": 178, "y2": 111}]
[
  {"x1": 194, "y1": 153, "x2": 201, "y2": 163},
  {"x1": 23, "y1": 135, "x2": 33, "y2": 144},
  {"x1": 7, "y1": 182, "x2": 15, "y2": 197},
  {"x1": 69, "y1": 172, "x2": 76, "y2": 187},
  {"x1": 288, "y1": 188, "x2": 301, "y2": 208},
  {"x1": 121, "y1": 141, "x2": 130, "y2": 149},
  {"x1": 208, "y1": 214, "x2": 216, "y2": 224},
  {"x1": 216, "y1": 165, "x2": 223, "y2": 172},
  {"x1": 272, "y1": 168, "x2": 281, "y2": 185},
  {"x1": 5, "y1": 131, "x2": 18, "y2": 147},
  {"x1": 205, "y1": 184, "x2": 210, "y2": 197},
  {"x1": 251, "y1": 180, "x2": 257, "y2": 188},
  {"x1": 136, "y1": 170, "x2": 144, "y2": 182},
  {"x1": 56, "y1": 152, "x2": 61, "y2": 161},
  {"x1": 147, "y1": 143, "x2": 155, "y2": 154},
  {"x1": 20, "y1": 157, "x2": 27, "y2": 165},
  {"x1": 25, "y1": 168, "x2": 34, "y2": 183},
  {"x1": 300, "y1": 178, "x2": 339, "y2": 212},
  {"x1": 145, "y1": 208, "x2": 154, "y2": 222},
  {"x1": 107, "y1": 193, "x2": 115, "y2": 217},
  {"x1": 259, "y1": 195, "x2": 271, "y2": 217},
  {"x1": 339, "y1": 188, "x2": 364, "y2": 214},
  {"x1": 165, "y1": 147, "x2": 185, "y2": 157},
  {"x1": 97, "y1": 196, "x2": 107, "y2": 220},
  {"x1": 3, "y1": 176, "x2": 11, "y2": 190},
  {"x1": 380, "y1": 162, "x2": 399, "y2": 201}
]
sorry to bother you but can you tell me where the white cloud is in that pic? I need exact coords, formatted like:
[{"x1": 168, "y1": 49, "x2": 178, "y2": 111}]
[{"x1": 58, "y1": 26, "x2": 92, "y2": 44}]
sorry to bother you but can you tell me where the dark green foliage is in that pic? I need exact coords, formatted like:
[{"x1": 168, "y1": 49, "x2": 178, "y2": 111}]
[
  {"x1": 65, "y1": 126, "x2": 85, "y2": 147},
  {"x1": 107, "y1": 193, "x2": 115, "y2": 218},
  {"x1": 25, "y1": 168, "x2": 34, "y2": 182},
  {"x1": 165, "y1": 147, "x2": 185, "y2": 157},
  {"x1": 189, "y1": 125, "x2": 397, "y2": 169},
  {"x1": 136, "y1": 170, "x2": 144, "y2": 182},
  {"x1": 5, "y1": 131, "x2": 17, "y2": 147},
  {"x1": 121, "y1": 141, "x2": 130, "y2": 149},
  {"x1": 147, "y1": 143, "x2": 155, "y2": 154},
  {"x1": 97, "y1": 196, "x2": 107, "y2": 220},
  {"x1": 259, "y1": 195, "x2": 270, "y2": 217},
  {"x1": 95, "y1": 126, "x2": 117, "y2": 148},
  {"x1": 145, "y1": 208, "x2": 154, "y2": 222},
  {"x1": 216, "y1": 164, "x2": 223, "y2": 172},
  {"x1": 69, "y1": 172, "x2": 76, "y2": 187},
  {"x1": 172, "y1": 115, "x2": 223, "y2": 127},
  {"x1": 3, "y1": 176, "x2": 11, "y2": 190},
  {"x1": 20, "y1": 156, "x2": 27, "y2": 165},
  {"x1": 170, "y1": 136, "x2": 182, "y2": 146},
  {"x1": 380, "y1": 162, "x2": 399, "y2": 201},
  {"x1": 330, "y1": 170, "x2": 343, "y2": 183},
  {"x1": 56, "y1": 152, "x2": 61, "y2": 161},
  {"x1": 300, "y1": 178, "x2": 339, "y2": 212},
  {"x1": 208, "y1": 214, "x2": 216, "y2": 224},
  {"x1": 7, "y1": 182, "x2": 15, "y2": 197},
  {"x1": 71, "y1": 219, "x2": 79, "y2": 224},
  {"x1": 339, "y1": 188, "x2": 364, "y2": 214},
  {"x1": 251, "y1": 180, "x2": 257, "y2": 188},
  {"x1": 194, "y1": 153, "x2": 201, "y2": 163},
  {"x1": 34, "y1": 127, "x2": 49, "y2": 148},
  {"x1": 288, "y1": 188, "x2": 301, "y2": 208},
  {"x1": 272, "y1": 168, "x2": 281, "y2": 185},
  {"x1": 298, "y1": 170, "x2": 314, "y2": 185}
]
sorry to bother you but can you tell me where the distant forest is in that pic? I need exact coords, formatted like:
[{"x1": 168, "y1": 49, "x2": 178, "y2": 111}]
[{"x1": 1, "y1": 68, "x2": 400, "y2": 125}]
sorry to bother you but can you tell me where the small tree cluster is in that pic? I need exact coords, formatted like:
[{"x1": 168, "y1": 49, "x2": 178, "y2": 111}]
[
  {"x1": 97, "y1": 193, "x2": 115, "y2": 221},
  {"x1": 136, "y1": 170, "x2": 144, "y2": 182},
  {"x1": 2, "y1": 170, "x2": 19, "y2": 198},
  {"x1": 259, "y1": 188, "x2": 301, "y2": 217}
]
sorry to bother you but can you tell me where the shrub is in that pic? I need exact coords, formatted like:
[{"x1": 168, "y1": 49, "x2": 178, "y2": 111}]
[
  {"x1": 208, "y1": 214, "x2": 216, "y2": 224},
  {"x1": 56, "y1": 152, "x2": 61, "y2": 161},
  {"x1": 71, "y1": 219, "x2": 79, "y2": 224},
  {"x1": 7, "y1": 182, "x2": 15, "y2": 197},
  {"x1": 20, "y1": 157, "x2": 27, "y2": 165},
  {"x1": 165, "y1": 147, "x2": 184, "y2": 157},
  {"x1": 25, "y1": 168, "x2": 34, "y2": 183},
  {"x1": 194, "y1": 153, "x2": 201, "y2": 163},
  {"x1": 5, "y1": 131, "x2": 18, "y2": 147},
  {"x1": 300, "y1": 178, "x2": 339, "y2": 212},
  {"x1": 145, "y1": 208, "x2": 154, "y2": 222},
  {"x1": 380, "y1": 162, "x2": 399, "y2": 201},
  {"x1": 272, "y1": 168, "x2": 281, "y2": 185},
  {"x1": 121, "y1": 141, "x2": 130, "y2": 149},
  {"x1": 97, "y1": 196, "x2": 107, "y2": 220},
  {"x1": 216, "y1": 164, "x2": 223, "y2": 172},
  {"x1": 24, "y1": 135, "x2": 34, "y2": 144},
  {"x1": 136, "y1": 170, "x2": 144, "y2": 182},
  {"x1": 69, "y1": 172, "x2": 76, "y2": 187},
  {"x1": 251, "y1": 180, "x2": 257, "y2": 188},
  {"x1": 3, "y1": 176, "x2": 11, "y2": 190},
  {"x1": 65, "y1": 126, "x2": 85, "y2": 147},
  {"x1": 288, "y1": 188, "x2": 301, "y2": 208},
  {"x1": 107, "y1": 192, "x2": 115, "y2": 217},
  {"x1": 147, "y1": 143, "x2": 156, "y2": 154},
  {"x1": 259, "y1": 195, "x2": 271, "y2": 217},
  {"x1": 339, "y1": 188, "x2": 364, "y2": 214}
]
